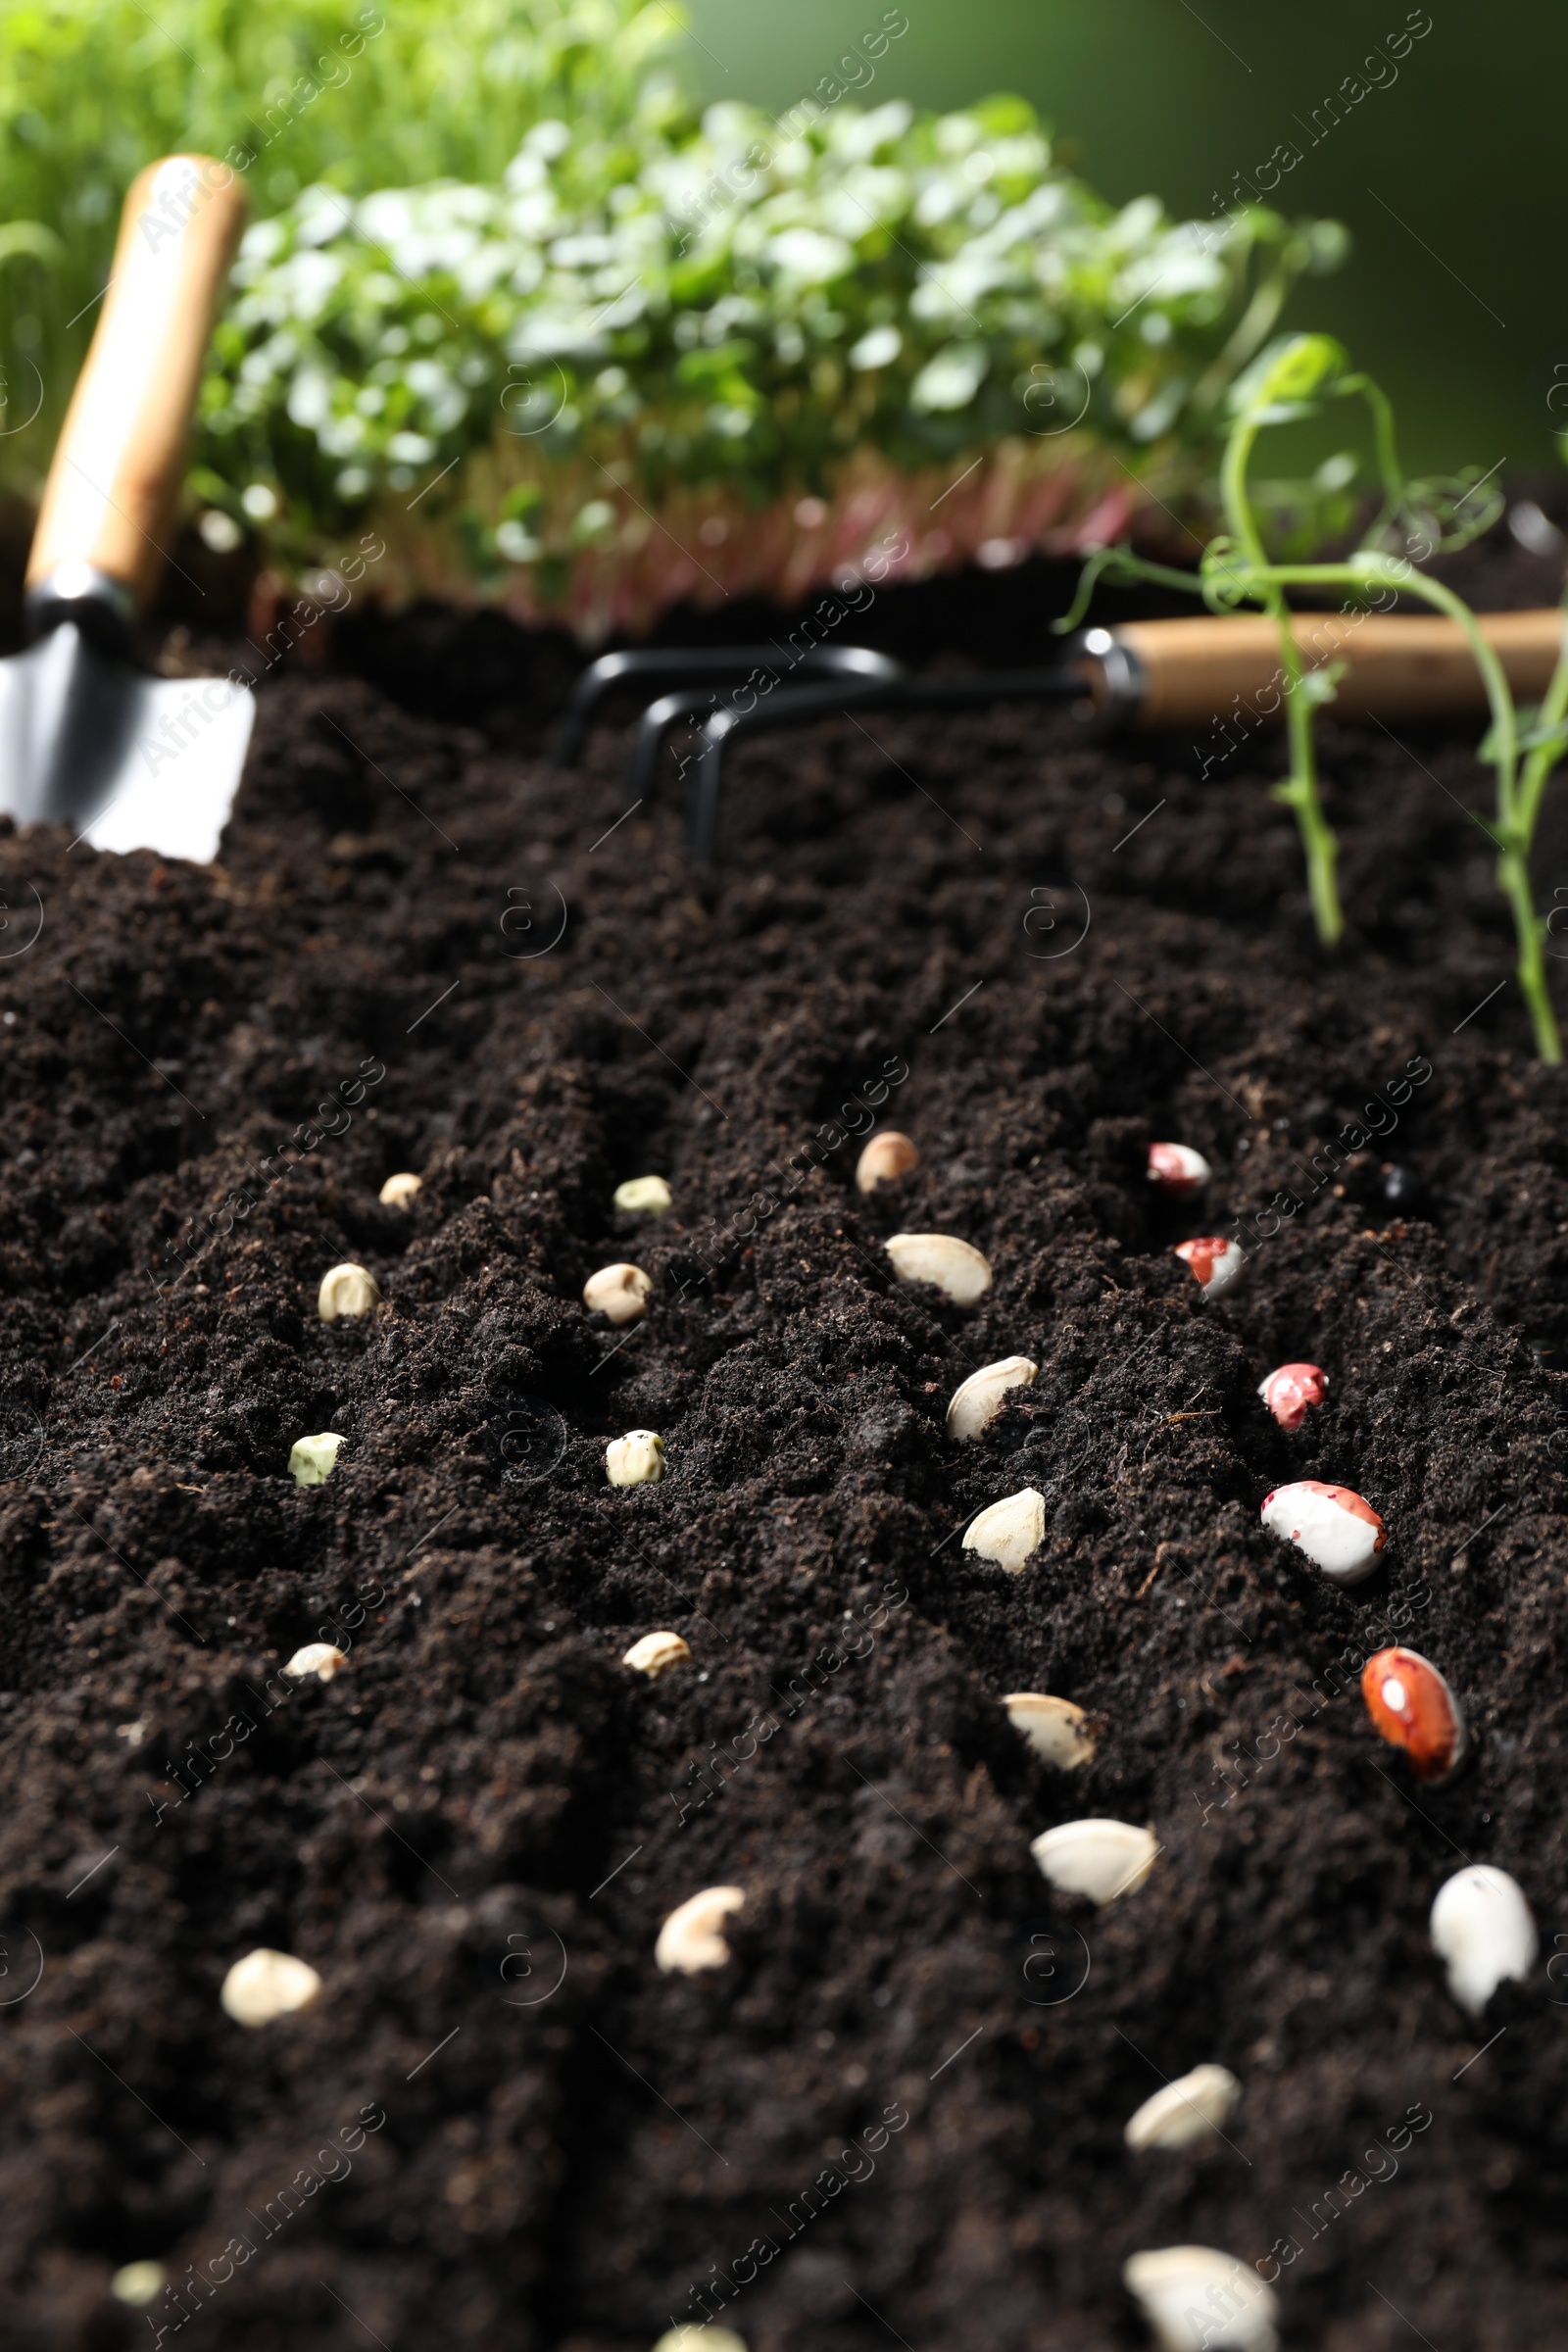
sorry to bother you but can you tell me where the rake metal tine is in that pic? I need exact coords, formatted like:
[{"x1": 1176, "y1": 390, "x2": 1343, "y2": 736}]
[
  {"x1": 689, "y1": 676, "x2": 892, "y2": 867},
  {"x1": 553, "y1": 648, "x2": 767, "y2": 766},
  {"x1": 629, "y1": 688, "x2": 720, "y2": 799},
  {"x1": 625, "y1": 644, "x2": 907, "y2": 800},
  {"x1": 687, "y1": 666, "x2": 1083, "y2": 868},
  {"x1": 792, "y1": 646, "x2": 906, "y2": 686},
  {"x1": 555, "y1": 643, "x2": 902, "y2": 767}
]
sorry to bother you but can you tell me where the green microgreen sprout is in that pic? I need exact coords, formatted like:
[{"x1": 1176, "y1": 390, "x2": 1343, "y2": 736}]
[
  {"x1": 0, "y1": 0, "x2": 1348, "y2": 612},
  {"x1": 1061, "y1": 332, "x2": 1568, "y2": 1059}
]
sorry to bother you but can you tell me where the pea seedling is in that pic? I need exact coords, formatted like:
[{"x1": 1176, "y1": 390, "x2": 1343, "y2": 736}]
[{"x1": 1065, "y1": 333, "x2": 1568, "y2": 1058}]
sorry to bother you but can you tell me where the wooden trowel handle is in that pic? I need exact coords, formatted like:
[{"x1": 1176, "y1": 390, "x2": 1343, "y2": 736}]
[
  {"x1": 1107, "y1": 608, "x2": 1566, "y2": 731},
  {"x1": 25, "y1": 154, "x2": 247, "y2": 612}
]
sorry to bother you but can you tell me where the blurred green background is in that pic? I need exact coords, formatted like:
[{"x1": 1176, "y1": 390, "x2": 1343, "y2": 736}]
[{"x1": 689, "y1": 0, "x2": 1564, "y2": 477}]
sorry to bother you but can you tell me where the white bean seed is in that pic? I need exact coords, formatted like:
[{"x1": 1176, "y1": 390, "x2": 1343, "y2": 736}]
[{"x1": 1430, "y1": 1865, "x2": 1537, "y2": 2018}]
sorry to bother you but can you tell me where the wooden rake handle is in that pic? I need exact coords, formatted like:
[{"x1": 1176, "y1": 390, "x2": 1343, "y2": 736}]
[
  {"x1": 25, "y1": 154, "x2": 247, "y2": 611},
  {"x1": 1108, "y1": 608, "x2": 1567, "y2": 732}
]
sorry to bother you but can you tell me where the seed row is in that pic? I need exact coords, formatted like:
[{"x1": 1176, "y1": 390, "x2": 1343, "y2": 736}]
[{"x1": 228, "y1": 1146, "x2": 1530, "y2": 2350}]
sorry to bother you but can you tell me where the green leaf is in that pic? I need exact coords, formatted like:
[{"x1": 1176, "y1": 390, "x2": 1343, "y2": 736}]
[
  {"x1": 1228, "y1": 331, "x2": 1349, "y2": 425},
  {"x1": 1482, "y1": 705, "x2": 1568, "y2": 762}
]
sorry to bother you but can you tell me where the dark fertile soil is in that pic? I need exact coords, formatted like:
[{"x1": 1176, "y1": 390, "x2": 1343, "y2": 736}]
[{"x1": 2, "y1": 515, "x2": 1568, "y2": 2352}]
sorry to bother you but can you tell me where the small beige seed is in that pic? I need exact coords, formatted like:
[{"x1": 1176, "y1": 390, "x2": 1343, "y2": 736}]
[
  {"x1": 378, "y1": 1171, "x2": 422, "y2": 1208},
  {"x1": 1123, "y1": 2246, "x2": 1278, "y2": 2351},
  {"x1": 284, "y1": 1642, "x2": 347, "y2": 1683},
  {"x1": 1125, "y1": 2064, "x2": 1242, "y2": 2152},
  {"x1": 583, "y1": 1261, "x2": 653, "y2": 1325},
  {"x1": 885, "y1": 1231, "x2": 992, "y2": 1304},
  {"x1": 110, "y1": 2263, "x2": 167, "y2": 2307},
  {"x1": 220, "y1": 1947, "x2": 322, "y2": 2028},
  {"x1": 622, "y1": 1630, "x2": 691, "y2": 1678},
  {"x1": 856, "y1": 1131, "x2": 919, "y2": 1194},
  {"x1": 1031, "y1": 1818, "x2": 1158, "y2": 1905},
  {"x1": 288, "y1": 1432, "x2": 344, "y2": 1487},
  {"x1": 947, "y1": 1355, "x2": 1038, "y2": 1441},
  {"x1": 614, "y1": 1174, "x2": 672, "y2": 1215},
  {"x1": 318, "y1": 1262, "x2": 381, "y2": 1321},
  {"x1": 963, "y1": 1488, "x2": 1046, "y2": 1571},
  {"x1": 607, "y1": 1430, "x2": 665, "y2": 1487},
  {"x1": 656, "y1": 1886, "x2": 745, "y2": 1975},
  {"x1": 1004, "y1": 1692, "x2": 1094, "y2": 1768}
]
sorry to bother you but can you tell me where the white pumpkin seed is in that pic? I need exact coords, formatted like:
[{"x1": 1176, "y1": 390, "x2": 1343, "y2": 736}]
[
  {"x1": 1031, "y1": 1818, "x2": 1158, "y2": 1905},
  {"x1": 622, "y1": 1630, "x2": 690, "y2": 1678},
  {"x1": 1125, "y1": 2064, "x2": 1242, "y2": 2151},
  {"x1": 1123, "y1": 2245, "x2": 1278, "y2": 2351},
  {"x1": 656, "y1": 1886, "x2": 745, "y2": 1975},
  {"x1": 963, "y1": 1488, "x2": 1046, "y2": 1571},
  {"x1": 946, "y1": 1355, "x2": 1038, "y2": 1441},
  {"x1": 885, "y1": 1231, "x2": 992, "y2": 1305},
  {"x1": 1004, "y1": 1692, "x2": 1094, "y2": 1768}
]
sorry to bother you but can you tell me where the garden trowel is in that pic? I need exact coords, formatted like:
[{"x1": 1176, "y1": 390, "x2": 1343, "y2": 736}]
[{"x1": 0, "y1": 153, "x2": 252, "y2": 862}]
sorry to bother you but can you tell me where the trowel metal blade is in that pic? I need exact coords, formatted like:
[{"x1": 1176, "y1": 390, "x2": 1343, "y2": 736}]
[{"x1": 0, "y1": 623, "x2": 254, "y2": 863}]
